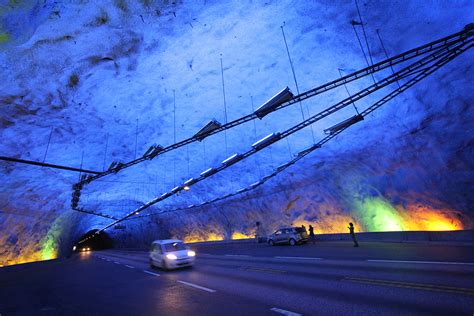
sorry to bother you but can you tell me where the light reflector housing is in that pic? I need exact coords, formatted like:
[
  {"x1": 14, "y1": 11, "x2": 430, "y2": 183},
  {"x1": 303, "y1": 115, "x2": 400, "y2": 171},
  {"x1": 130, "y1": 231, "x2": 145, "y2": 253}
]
[
  {"x1": 254, "y1": 87, "x2": 293, "y2": 119},
  {"x1": 193, "y1": 119, "x2": 222, "y2": 141},
  {"x1": 222, "y1": 153, "x2": 242, "y2": 166},
  {"x1": 200, "y1": 167, "x2": 217, "y2": 177},
  {"x1": 296, "y1": 144, "x2": 321, "y2": 157},
  {"x1": 145, "y1": 144, "x2": 164, "y2": 160},
  {"x1": 324, "y1": 114, "x2": 364, "y2": 135},
  {"x1": 252, "y1": 133, "x2": 281, "y2": 150}
]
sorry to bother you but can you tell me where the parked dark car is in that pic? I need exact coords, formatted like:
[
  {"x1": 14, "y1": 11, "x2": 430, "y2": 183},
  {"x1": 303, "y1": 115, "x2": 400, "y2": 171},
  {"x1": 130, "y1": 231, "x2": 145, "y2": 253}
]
[{"x1": 267, "y1": 227, "x2": 308, "y2": 246}]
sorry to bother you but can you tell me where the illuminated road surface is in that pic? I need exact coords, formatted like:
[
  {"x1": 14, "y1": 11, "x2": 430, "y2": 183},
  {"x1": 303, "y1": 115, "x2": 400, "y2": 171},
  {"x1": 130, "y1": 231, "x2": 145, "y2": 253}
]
[{"x1": 1, "y1": 241, "x2": 473, "y2": 315}]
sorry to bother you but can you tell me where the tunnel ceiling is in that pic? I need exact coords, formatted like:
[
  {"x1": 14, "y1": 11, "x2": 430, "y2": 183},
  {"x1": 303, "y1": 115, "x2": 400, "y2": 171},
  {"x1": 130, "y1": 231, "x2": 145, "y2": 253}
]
[{"x1": 0, "y1": 0, "x2": 473, "y2": 266}]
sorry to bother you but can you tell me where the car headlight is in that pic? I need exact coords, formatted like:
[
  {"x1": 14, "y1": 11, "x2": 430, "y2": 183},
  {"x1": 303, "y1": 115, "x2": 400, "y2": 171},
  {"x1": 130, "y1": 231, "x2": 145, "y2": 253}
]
[
  {"x1": 166, "y1": 254, "x2": 177, "y2": 260},
  {"x1": 187, "y1": 250, "x2": 196, "y2": 257}
]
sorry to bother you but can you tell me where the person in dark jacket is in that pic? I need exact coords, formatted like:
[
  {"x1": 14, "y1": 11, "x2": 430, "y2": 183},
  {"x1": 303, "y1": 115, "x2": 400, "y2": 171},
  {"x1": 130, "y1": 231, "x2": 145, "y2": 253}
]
[
  {"x1": 308, "y1": 225, "x2": 315, "y2": 244},
  {"x1": 348, "y1": 222, "x2": 359, "y2": 247}
]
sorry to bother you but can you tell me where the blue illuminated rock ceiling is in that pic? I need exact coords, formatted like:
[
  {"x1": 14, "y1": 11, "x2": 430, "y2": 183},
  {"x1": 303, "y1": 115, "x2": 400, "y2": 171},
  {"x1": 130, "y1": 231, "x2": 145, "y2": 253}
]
[{"x1": 0, "y1": 0, "x2": 473, "y2": 264}]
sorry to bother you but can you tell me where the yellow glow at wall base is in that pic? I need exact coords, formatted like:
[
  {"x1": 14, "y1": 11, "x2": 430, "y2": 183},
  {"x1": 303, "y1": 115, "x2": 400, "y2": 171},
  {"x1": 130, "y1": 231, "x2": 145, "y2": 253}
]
[
  {"x1": 399, "y1": 204, "x2": 464, "y2": 231},
  {"x1": 231, "y1": 232, "x2": 253, "y2": 240},
  {"x1": 183, "y1": 232, "x2": 224, "y2": 243}
]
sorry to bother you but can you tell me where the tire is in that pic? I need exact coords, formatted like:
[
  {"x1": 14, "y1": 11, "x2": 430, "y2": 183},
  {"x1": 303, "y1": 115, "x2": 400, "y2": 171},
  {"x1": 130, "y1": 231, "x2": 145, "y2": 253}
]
[
  {"x1": 268, "y1": 239, "x2": 275, "y2": 246},
  {"x1": 289, "y1": 238, "x2": 296, "y2": 246}
]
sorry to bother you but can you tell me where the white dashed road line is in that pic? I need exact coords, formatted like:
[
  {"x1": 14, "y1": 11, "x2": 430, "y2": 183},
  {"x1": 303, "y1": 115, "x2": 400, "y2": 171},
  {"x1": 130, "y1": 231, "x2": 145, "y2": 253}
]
[
  {"x1": 270, "y1": 307, "x2": 302, "y2": 316},
  {"x1": 177, "y1": 280, "x2": 216, "y2": 293},
  {"x1": 225, "y1": 254, "x2": 250, "y2": 257},
  {"x1": 367, "y1": 259, "x2": 474, "y2": 266},
  {"x1": 274, "y1": 256, "x2": 321, "y2": 260},
  {"x1": 143, "y1": 270, "x2": 160, "y2": 277},
  {"x1": 114, "y1": 262, "x2": 121, "y2": 264},
  {"x1": 125, "y1": 265, "x2": 135, "y2": 269}
]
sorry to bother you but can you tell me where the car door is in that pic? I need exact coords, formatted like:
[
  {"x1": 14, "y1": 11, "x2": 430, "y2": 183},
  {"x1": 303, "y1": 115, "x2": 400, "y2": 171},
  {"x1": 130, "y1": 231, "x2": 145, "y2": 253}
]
[
  {"x1": 274, "y1": 229, "x2": 284, "y2": 243},
  {"x1": 151, "y1": 244, "x2": 164, "y2": 266},
  {"x1": 280, "y1": 229, "x2": 291, "y2": 243},
  {"x1": 157, "y1": 244, "x2": 166, "y2": 267}
]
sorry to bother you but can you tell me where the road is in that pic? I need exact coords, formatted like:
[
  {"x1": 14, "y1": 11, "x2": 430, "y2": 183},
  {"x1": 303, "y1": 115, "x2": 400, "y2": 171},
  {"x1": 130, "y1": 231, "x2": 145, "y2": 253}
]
[{"x1": 1, "y1": 241, "x2": 473, "y2": 315}]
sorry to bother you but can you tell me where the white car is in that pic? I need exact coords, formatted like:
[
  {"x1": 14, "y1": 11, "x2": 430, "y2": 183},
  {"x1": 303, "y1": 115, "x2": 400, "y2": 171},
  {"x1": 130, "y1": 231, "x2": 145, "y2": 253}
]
[{"x1": 149, "y1": 239, "x2": 195, "y2": 270}]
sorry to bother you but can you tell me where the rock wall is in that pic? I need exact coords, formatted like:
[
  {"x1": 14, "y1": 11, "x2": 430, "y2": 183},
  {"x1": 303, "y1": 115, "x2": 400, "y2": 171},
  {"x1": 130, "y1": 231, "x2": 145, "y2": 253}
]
[{"x1": 0, "y1": 0, "x2": 473, "y2": 265}]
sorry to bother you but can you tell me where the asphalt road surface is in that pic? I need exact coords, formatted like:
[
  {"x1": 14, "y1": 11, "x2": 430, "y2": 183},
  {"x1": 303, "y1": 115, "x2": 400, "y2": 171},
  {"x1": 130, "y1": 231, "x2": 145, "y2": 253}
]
[{"x1": 1, "y1": 241, "x2": 474, "y2": 315}]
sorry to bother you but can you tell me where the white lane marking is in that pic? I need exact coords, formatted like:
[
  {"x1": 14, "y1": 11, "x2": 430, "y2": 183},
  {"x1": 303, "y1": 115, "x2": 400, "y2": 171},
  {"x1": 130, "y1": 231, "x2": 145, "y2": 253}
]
[
  {"x1": 225, "y1": 254, "x2": 250, "y2": 257},
  {"x1": 367, "y1": 259, "x2": 474, "y2": 266},
  {"x1": 143, "y1": 270, "x2": 160, "y2": 276},
  {"x1": 177, "y1": 280, "x2": 216, "y2": 293},
  {"x1": 125, "y1": 265, "x2": 135, "y2": 269},
  {"x1": 114, "y1": 261, "x2": 121, "y2": 264},
  {"x1": 270, "y1": 307, "x2": 302, "y2": 316},
  {"x1": 275, "y1": 256, "x2": 322, "y2": 260}
]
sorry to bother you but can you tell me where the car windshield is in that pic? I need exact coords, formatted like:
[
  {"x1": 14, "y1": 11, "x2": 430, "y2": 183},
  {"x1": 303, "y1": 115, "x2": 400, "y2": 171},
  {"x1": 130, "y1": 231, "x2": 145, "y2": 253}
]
[{"x1": 163, "y1": 242, "x2": 187, "y2": 252}]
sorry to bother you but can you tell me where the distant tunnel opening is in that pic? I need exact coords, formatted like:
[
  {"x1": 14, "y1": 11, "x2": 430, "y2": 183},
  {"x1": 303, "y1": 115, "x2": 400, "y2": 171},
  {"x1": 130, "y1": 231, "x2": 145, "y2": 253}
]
[{"x1": 75, "y1": 229, "x2": 113, "y2": 252}]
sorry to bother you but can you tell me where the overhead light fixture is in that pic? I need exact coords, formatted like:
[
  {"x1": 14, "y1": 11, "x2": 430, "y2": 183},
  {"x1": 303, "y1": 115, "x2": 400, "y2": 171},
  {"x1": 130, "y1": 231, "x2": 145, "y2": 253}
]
[
  {"x1": 187, "y1": 204, "x2": 195, "y2": 208},
  {"x1": 134, "y1": 211, "x2": 140, "y2": 215},
  {"x1": 143, "y1": 144, "x2": 156, "y2": 157},
  {"x1": 144, "y1": 144, "x2": 164, "y2": 160},
  {"x1": 222, "y1": 153, "x2": 243, "y2": 166},
  {"x1": 107, "y1": 161, "x2": 124, "y2": 173},
  {"x1": 237, "y1": 188, "x2": 246, "y2": 193},
  {"x1": 296, "y1": 144, "x2": 321, "y2": 157},
  {"x1": 113, "y1": 162, "x2": 124, "y2": 173},
  {"x1": 261, "y1": 175, "x2": 273, "y2": 183},
  {"x1": 250, "y1": 181, "x2": 261, "y2": 188},
  {"x1": 107, "y1": 161, "x2": 118, "y2": 171},
  {"x1": 193, "y1": 119, "x2": 222, "y2": 141},
  {"x1": 183, "y1": 178, "x2": 197, "y2": 190},
  {"x1": 161, "y1": 192, "x2": 171, "y2": 199},
  {"x1": 254, "y1": 87, "x2": 293, "y2": 119},
  {"x1": 252, "y1": 133, "x2": 281, "y2": 150},
  {"x1": 200, "y1": 167, "x2": 217, "y2": 177},
  {"x1": 277, "y1": 162, "x2": 293, "y2": 172},
  {"x1": 324, "y1": 114, "x2": 364, "y2": 135}
]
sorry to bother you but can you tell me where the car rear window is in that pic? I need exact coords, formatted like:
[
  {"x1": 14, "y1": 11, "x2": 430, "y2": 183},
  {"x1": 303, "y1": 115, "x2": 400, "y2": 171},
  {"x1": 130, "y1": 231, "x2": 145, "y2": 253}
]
[
  {"x1": 295, "y1": 227, "x2": 305, "y2": 233},
  {"x1": 164, "y1": 242, "x2": 186, "y2": 252}
]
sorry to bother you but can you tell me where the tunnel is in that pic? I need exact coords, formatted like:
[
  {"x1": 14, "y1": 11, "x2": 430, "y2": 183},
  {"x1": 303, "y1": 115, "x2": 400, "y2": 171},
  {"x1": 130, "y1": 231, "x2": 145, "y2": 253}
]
[
  {"x1": 74, "y1": 230, "x2": 113, "y2": 252},
  {"x1": 1, "y1": 1, "x2": 473, "y2": 314}
]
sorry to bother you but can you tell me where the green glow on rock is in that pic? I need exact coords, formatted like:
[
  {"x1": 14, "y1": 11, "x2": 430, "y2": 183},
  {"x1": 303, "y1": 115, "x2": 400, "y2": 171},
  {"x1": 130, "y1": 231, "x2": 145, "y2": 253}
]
[
  {"x1": 353, "y1": 197, "x2": 404, "y2": 232},
  {"x1": 40, "y1": 216, "x2": 65, "y2": 261},
  {"x1": 41, "y1": 235, "x2": 57, "y2": 260},
  {"x1": 0, "y1": 32, "x2": 9, "y2": 43}
]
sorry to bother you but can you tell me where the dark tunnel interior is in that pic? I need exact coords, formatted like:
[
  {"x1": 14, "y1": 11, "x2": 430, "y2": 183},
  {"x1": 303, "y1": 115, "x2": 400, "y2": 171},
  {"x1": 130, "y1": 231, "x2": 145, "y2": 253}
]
[{"x1": 74, "y1": 230, "x2": 113, "y2": 252}]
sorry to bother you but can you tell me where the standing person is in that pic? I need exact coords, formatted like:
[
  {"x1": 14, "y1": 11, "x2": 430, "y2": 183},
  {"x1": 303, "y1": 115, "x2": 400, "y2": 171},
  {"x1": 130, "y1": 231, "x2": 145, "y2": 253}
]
[
  {"x1": 255, "y1": 221, "x2": 267, "y2": 243},
  {"x1": 255, "y1": 221, "x2": 261, "y2": 243},
  {"x1": 308, "y1": 225, "x2": 315, "y2": 244},
  {"x1": 348, "y1": 222, "x2": 359, "y2": 247},
  {"x1": 301, "y1": 224, "x2": 307, "y2": 232}
]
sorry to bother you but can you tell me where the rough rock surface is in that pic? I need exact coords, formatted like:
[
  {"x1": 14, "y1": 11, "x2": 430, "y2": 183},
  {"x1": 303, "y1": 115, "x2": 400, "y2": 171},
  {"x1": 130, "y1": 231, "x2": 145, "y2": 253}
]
[{"x1": 0, "y1": 0, "x2": 473, "y2": 265}]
